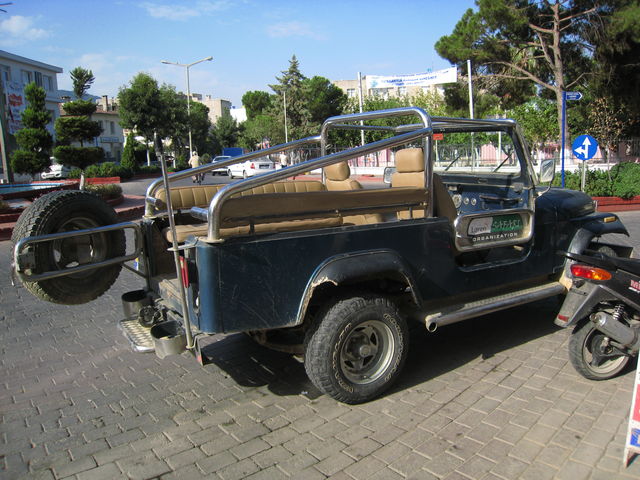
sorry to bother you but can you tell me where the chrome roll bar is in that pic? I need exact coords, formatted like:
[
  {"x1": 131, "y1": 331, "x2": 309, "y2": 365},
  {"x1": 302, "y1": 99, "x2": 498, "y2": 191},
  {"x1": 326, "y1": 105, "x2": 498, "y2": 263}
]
[
  {"x1": 196, "y1": 127, "x2": 433, "y2": 242},
  {"x1": 144, "y1": 136, "x2": 321, "y2": 216}
]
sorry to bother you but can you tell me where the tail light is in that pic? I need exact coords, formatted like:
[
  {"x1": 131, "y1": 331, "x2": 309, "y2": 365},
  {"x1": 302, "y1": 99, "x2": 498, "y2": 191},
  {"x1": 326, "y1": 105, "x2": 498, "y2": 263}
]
[
  {"x1": 570, "y1": 264, "x2": 612, "y2": 281},
  {"x1": 250, "y1": 163, "x2": 256, "y2": 169},
  {"x1": 179, "y1": 256, "x2": 190, "y2": 288}
]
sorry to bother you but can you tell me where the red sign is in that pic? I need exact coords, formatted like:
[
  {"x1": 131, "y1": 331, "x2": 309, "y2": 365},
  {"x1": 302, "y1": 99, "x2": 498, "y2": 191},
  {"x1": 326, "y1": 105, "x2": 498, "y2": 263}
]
[{"x1": 433, "y1": 133, "x2": 444, "y2": 141}]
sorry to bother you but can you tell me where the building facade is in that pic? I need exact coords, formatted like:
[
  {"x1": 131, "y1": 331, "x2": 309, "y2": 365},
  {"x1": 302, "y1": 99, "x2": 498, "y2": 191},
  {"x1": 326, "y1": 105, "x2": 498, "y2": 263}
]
[
  {"x1": 93, "y1": 96, "x2": 124, "y2": 162},
  {"x1": 0, "y1": 49, "x2": 63, "y2": 136},
  {"x1": 190, "y1": 94, "x2": 231, "y2": 125}
]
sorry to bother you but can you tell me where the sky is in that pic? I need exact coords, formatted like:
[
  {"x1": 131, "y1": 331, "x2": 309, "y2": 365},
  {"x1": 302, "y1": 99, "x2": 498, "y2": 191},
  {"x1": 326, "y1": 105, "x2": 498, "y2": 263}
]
[{"x1": 1, "y1": 0, "x2": 475, "y2": 107}]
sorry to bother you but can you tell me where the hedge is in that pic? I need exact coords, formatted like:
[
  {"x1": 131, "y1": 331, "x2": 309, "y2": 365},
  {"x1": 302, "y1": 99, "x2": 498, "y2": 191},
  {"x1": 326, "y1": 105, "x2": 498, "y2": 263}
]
[{"x1": 551, "y1": 162, "x2": 640, "y2": 199}]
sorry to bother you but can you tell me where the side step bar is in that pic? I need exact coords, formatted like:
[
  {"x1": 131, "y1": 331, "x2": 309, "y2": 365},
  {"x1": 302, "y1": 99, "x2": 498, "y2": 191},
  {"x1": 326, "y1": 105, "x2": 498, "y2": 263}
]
[{"x1": 425, "y1": 281, "x2": 566, "y2": 332}]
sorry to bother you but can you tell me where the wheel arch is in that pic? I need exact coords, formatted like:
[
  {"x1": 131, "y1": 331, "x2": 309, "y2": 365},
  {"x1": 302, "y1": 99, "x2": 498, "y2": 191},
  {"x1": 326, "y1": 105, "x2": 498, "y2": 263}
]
[{"x1": 295, "y1": 249, "x2": 421, "y2": 325}]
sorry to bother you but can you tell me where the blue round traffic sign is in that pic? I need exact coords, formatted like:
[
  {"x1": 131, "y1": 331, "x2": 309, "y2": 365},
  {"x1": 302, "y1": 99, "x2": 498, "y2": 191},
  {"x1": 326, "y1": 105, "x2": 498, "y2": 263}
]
[{"x1": 572, "y1": 134, "x2": 599, "y2": 161}]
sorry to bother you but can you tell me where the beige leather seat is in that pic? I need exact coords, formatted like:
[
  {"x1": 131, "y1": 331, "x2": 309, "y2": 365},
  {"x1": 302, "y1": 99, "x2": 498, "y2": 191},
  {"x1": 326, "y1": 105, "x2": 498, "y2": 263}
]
[
  {"x1": 323, "y1": 161, "x2": 382, "y2": 225},
  {"x1": 391, "y1": 148, "x2": 457, "y2": 222}
]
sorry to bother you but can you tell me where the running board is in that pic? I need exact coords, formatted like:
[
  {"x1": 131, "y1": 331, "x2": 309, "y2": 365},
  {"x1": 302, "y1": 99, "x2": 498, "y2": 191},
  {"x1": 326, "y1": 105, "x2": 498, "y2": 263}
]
[
  {"x1": 425, "y1": 281, "x2": 565, "y2": 332},
  {"x1": 118, "y1": 319, "x2": 154, "y2": 353}
]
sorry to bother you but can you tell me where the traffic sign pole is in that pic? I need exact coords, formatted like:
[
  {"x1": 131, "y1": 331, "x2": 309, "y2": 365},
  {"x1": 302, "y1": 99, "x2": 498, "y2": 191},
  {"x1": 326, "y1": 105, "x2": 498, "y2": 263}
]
[{"x1": 561, "y1": 91, "x2": 567, "y2": 187}]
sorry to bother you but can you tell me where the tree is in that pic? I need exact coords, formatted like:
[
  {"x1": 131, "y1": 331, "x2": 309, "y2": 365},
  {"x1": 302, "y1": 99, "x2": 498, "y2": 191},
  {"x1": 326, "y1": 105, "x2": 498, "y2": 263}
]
[
  {"x1": 510, "y1": 97, "x2": 557, "y2": 162},
  {"x1": 212, "y1": 113, "x2": 239, "y2": 151},
  {"x1": 70, "y1": 67, "x2": 95, "y2": 98},
  {"x1": 120, "y1": 132, "x2": 137, "y2": 173},
  {"x1": 269, "y1": 55, "x2": 308, "y2": 139},
  {"x1": 587, "y1": 96, "x2": 634, "y2": 164},
  {"x1": 53, "y1": 67, "x2": 104, "y2": 186},
  {"x1": 242, "y1": 91, "x2": 272, "y2": 120},
  {"x1": 118, "y1": 73, "x2": 162, "y2": 164},
  {"x1": 239, "y1": 114, "x2": 282, "y2": 150},
  {"x1": 302, "y1": 76, "x2": 346, "y2": 126},
  {"x1": 587, "y1": 0, "x2": 640, "y2": 120},
  {"x1": 435, "y1": 0, "x2": 599, "y2": 141},
  {"x1": 10, "y1": 83, "x2": 53, "y2": 178}
]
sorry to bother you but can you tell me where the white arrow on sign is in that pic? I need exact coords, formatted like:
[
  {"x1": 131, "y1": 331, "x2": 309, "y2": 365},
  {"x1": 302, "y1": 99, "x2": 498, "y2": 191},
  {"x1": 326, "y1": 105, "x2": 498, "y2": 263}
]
[{"x1": 574, "y1": 136, "x2": 591, "y2": 159}]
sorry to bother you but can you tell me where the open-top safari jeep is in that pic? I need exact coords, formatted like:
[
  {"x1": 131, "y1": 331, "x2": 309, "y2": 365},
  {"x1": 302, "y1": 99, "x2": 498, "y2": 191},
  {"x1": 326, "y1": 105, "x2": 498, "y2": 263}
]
[{"x1": 11, "y1": 107, "x2": 630, "y2": 403}]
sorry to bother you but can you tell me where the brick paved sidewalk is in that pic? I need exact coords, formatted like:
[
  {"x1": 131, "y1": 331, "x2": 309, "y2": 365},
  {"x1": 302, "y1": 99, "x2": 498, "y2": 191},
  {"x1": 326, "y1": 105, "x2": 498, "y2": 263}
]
[{"x1": 2, "y1": 213, "x2": 640, "y2": 480}]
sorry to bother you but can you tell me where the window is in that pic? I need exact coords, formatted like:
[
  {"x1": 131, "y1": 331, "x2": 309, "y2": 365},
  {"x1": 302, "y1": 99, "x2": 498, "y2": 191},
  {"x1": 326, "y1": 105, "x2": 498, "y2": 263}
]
[
  {"x1": 370, "y1": 88, "x2": 390, "y2": 100},
  {"x1": 43, "y1": 75, "x2": 53, "y2": 91},
  {"x1": 398, "y1": 86, "x2": 407, "y2": 96},
  {"x1": 34, "y1": 71, "x2": 43, "y2": 87},
  {"x1": 21, "y1": 70, "x2": 33, "y2": 85},
  {"x1": 110, "y1": 121, "x2": 115, "y2": 135},
  {"x1": 346, "y1": 88, "x2": 356, "y2": 98},
  {"x1": 0, "y1": 64, "x2": 10, "y2": 83}
]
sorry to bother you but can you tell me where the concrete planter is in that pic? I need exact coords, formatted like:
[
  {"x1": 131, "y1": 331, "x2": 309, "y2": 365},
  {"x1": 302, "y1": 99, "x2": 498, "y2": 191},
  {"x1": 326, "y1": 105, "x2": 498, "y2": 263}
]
[{"x1": 593, "y1": 195, "x2": 640, "y2": 212}]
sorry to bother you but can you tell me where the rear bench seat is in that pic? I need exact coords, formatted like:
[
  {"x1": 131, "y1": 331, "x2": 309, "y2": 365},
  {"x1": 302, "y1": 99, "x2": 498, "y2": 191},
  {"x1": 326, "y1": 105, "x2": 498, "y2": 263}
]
[{"x1": 153, "y1": 181, "x2": 427, "y2": 242}]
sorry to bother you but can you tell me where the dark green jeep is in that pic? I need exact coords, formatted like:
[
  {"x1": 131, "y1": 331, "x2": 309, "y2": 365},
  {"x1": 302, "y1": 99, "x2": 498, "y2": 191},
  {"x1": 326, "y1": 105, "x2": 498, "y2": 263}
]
[{"x1": 12, "y1": 107, "x2": 629, "y2": 403}]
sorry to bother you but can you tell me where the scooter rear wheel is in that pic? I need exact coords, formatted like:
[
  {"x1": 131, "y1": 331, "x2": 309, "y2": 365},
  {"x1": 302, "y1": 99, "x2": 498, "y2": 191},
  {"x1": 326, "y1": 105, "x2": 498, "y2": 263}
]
[{"x1": 569, "y1": 318, "x2": 632, "y2": 380}]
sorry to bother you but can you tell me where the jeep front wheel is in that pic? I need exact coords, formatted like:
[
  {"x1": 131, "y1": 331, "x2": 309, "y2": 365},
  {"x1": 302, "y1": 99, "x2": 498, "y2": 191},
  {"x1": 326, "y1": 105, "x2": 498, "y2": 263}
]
[{"x1": 304, "y1": 294, "x2": 408, "y2": 404}]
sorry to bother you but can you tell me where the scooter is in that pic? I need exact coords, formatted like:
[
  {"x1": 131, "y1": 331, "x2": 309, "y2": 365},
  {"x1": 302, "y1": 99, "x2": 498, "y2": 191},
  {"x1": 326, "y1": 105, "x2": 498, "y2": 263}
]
[{"x1": 556, "y1": 250, "x2": 640, "y2": 380}]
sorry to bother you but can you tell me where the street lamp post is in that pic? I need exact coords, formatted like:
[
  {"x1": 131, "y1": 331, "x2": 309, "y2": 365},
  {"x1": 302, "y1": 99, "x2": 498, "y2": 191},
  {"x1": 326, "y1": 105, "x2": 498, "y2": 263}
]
[{"x1": 161, "y1": 56, "x2": 213, "y2": 157}]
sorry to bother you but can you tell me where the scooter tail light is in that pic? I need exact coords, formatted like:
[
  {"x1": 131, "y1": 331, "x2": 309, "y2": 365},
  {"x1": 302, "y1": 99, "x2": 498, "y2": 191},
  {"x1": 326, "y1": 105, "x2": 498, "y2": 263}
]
[
  {"x1": 570, "y1": 264, "x2": 612, "y2": 281},
  {"x1": 250, "y1": 163, "x2": 256, "y2": 169}
]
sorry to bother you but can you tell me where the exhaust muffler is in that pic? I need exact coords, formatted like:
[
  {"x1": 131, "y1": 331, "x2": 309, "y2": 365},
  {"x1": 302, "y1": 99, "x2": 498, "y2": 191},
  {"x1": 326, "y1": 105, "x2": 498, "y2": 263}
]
[{"x1": 590, "y1": 311, "x2": 640, "y2": 351}]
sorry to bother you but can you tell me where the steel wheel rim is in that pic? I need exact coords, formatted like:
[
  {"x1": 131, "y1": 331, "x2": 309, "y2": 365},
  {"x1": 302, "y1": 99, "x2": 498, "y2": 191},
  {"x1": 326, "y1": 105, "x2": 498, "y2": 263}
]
[
  {"x1": 583, "y1": 329, "x2": 628, "y2": 375},
  {"x1": 50, "y1": 216, "x2": 109, "y2": 278},
  {"x1": 340, "y1": 320, "x2": 395, "y2": 384}
]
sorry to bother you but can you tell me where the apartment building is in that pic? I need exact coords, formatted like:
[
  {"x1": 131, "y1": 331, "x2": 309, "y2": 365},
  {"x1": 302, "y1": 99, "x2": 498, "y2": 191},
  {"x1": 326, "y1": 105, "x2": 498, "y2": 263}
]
[
  {"x1": 93, "y1": 96, "x2": 124, "y2": 162},
  {"x1": 189, "y1": 93, "x2": 232, "y2": 125},
  {"x1": 0, "y1": 49, "x2": 63, "y2": 135}
]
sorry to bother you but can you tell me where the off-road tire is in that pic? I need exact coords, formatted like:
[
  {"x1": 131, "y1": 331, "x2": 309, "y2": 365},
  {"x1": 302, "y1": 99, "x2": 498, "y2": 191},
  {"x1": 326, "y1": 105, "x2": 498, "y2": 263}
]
[
  {"x1": 12, "y1": 190, "x2": 125, "y2": 305},
  {"x1": 304, "y1": 294, "x2": 408, "y2": 404},
  {"x1": 568, "y1": 317, "x2": 631, "y2": 380}
]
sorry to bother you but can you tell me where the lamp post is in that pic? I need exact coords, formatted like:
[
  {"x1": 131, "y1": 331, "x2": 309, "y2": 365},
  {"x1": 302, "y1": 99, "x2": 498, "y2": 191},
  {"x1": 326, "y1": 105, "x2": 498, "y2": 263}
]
[{"x1": 161, "y1": 55, "x2": 213, "y2": 157}]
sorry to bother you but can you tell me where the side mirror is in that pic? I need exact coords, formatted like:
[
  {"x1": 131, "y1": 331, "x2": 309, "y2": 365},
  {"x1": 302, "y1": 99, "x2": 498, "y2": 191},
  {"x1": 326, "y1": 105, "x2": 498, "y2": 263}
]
[
  {"x1": 383, "y1": 166, "x2": 396, "y2": 185},
  {"x1": 538, "y1": 158, "x2": 555, "y2": 184}
]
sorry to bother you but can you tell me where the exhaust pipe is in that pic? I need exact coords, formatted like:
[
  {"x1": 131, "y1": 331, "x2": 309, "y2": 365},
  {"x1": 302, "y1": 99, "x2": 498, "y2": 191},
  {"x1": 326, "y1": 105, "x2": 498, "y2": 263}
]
[{"x1": 590, "y1": 311, "x2": 640, "y2": 350}]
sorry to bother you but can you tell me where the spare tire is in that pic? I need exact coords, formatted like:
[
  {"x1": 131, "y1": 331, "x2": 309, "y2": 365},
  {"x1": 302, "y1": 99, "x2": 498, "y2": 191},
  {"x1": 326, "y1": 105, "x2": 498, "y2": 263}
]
[{"x1": 12, "y1": 190, "x2": 126, "y2": 305}]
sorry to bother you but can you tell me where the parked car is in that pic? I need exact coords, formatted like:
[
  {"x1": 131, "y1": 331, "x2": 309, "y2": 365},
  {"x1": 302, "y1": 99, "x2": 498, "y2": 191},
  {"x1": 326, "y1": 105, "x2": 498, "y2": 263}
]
[
  {"x1": 41, "y1": 159, "x2": 71, "y2": 180},
  {"x1": 227, "y1": 157, "x2": 275, "y2": 178},
  {"x1": 210, "y1": 155, "x2": 231, "y2": 176}
]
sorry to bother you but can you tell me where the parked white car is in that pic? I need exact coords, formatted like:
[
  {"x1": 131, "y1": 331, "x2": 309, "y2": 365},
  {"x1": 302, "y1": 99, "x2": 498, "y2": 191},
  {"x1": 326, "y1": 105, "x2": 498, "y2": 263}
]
[
  {"x1": 41, "y1": 159, "x2": 71, "y2": 180},
  {"x1": 210, "y1": 155, "x2": 231, "y2": 176},
  {"x1": 227, "y1": 157, "x2": 276, "y2": 178}
]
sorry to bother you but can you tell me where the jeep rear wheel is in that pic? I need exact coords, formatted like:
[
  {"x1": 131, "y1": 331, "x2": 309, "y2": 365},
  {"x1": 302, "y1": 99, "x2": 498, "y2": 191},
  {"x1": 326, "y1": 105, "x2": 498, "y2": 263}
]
[
  {"x1": 12, "y1": 190, "x2": 125, "y2": 305},
  {"x1": 304, "y1": 294, "x2": 408, "y2": 404}
]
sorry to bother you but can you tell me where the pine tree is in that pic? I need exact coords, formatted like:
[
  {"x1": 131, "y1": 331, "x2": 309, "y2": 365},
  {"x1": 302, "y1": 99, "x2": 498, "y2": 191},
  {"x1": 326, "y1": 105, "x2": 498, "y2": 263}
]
[
  {"x1": 269, "y1": 55, "x2": 308, "y2": 139},
  {"x1": 120, "y1": 132, "x2": 137, "y2": 173},
  {"x1": 53, "y1": 67, "x2": 104, "y2": 187},
  {"x1": 10, "y1": 83, "x2": 53, "y2": 178}
]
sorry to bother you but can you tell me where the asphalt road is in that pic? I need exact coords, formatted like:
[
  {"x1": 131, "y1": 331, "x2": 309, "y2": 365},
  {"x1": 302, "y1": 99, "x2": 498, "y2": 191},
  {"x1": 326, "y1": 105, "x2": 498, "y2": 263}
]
[{"x1": 2, "y1": 206, "x2": 640, "y2": 479}]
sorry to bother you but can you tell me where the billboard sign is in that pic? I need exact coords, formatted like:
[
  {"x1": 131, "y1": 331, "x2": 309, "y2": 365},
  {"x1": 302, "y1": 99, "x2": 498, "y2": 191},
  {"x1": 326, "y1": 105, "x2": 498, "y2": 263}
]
[{"x1": 366, "y1": 67, "x2": 458, "y2": 90}]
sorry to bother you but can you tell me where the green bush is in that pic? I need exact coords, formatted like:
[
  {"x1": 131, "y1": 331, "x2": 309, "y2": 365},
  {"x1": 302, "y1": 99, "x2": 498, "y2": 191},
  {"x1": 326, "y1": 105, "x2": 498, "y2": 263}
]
[
  {"x1": 85, "y1": 183, "x2": 123, "y2": 199},
  {"x1": 99, "y1": 162, "x2": 119, "y2": 177},
  {"x1": 552, "y1": 162, "x2": 640, "y2": 199},
  {"x1": 174, "y1": 154, "x2": 189, "y2": 171},
  {"x1": 611, "y1": 162, "x2": 640, "y2": 199},
  {"x1": 139, "y1": 165, "x2": 161, "y2": 174},
  {"x1": 84, "y1": 164, "x2": 101, "y2": 178}
]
